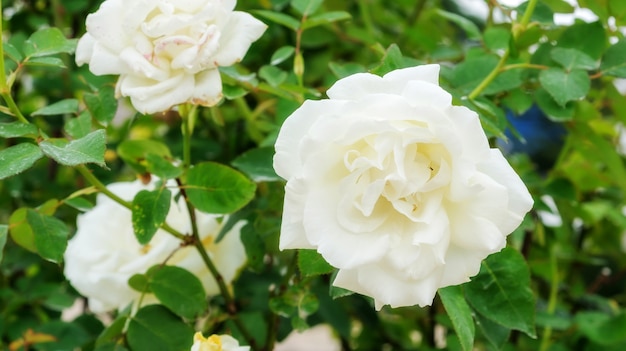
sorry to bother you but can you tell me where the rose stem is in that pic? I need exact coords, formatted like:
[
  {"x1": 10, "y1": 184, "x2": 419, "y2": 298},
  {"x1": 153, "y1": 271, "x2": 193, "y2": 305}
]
[
  {"x1": 75, "y1": 165, "x2": 186, "y2": 240},
  {"x1": 467, "y1": 0, "x2": 539, "y2": 100},
  {"x1": 265, "y1": 252, "x2": 298, "y2": 351},
  {"x1": 177, "y1": 108, "x2": 258, "y2": 349},
  {"x1": 0, "y1": 7, "x2": 29, "y2": 124},
  {"x1": 539, "y1": 245, "x2": 559, "y2": 351}
]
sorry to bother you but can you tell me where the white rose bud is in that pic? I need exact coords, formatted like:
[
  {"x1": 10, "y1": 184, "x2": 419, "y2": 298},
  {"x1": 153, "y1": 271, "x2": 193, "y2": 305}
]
[
  {"x1": 63, "y1": 180, "x2": 246, "y2": 313},
  {"x1": 273, "y1": 64, "x2": 534, "y2": 309},
  {"x1": 75, "y1": 0, "x2": 267, "y2": 114},
  {"x1": 191, "y1": 333, "x2": 249, "y2": 351}
]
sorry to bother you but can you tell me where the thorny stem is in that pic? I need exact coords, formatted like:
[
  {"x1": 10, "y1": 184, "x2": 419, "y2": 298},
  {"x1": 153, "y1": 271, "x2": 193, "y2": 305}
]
[{"x1": 467, "y1": 0, "x2": 539, "y2": 100}]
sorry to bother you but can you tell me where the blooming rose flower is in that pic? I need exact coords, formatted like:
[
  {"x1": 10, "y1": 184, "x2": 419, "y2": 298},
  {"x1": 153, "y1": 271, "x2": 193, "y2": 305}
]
[
  {"x1": 75, "y1": 0, "x2": 267, "y2": 114},
  {"x1": 191, "y1": 333, "x2": 249, "y2": 351},
  {"x1": 63, "y1": 180, "x2": 246, "y2": 313},
  {"x1": 273, "y1": 65, "x2": 534, "y2": 309}
]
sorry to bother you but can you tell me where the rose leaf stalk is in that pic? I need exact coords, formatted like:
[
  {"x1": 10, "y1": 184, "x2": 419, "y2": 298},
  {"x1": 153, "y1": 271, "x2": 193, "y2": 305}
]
[
  {"x1": 75, "y1": 165, "x2": 186, "y2": 241},
  {"x1": 467, "y1": 0, "x2": 538, "y2": 100}
]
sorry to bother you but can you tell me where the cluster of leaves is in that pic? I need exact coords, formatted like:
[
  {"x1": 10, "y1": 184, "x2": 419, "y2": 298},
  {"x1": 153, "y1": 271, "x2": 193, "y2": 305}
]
[{"x1": 1, "y1": 0, "x2": 626, "y2": 350}]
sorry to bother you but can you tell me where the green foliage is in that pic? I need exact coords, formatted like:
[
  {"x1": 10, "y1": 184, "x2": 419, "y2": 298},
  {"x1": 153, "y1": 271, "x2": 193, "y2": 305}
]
[
  {"x1": 439, "y1": 285, "x2": 475, "y2": 351},
  {"x1": 39, "y1": 129, "x2": 107, "y2": 167},
  {"x1": 186, "y1": 162, "x2": 256, "y2": 214},
  {"x1": 465, "y1": 248, "x2": 536, "y2": 338},
  {"x1": 0, "y1": 143, "x2": 43, "y2": 180},
  {"x1": 1, "y1": 0, "x2": 626, "y2": 350},
  {"x1": 126, "y1": 305, "x2": 194, "y2": 351},
  {"x1": 148, "y1": 265, "x2": 208, "y2": 319},
  {"x1": 132, "y1": 188, "x2": 171, "y2": 245}
]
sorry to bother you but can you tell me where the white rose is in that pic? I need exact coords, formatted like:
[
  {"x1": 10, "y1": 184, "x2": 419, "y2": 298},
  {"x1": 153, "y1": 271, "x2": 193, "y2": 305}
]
[
  {"x1": 191, "y1": 333, "x2": 249, "y2": 351},
  {"x1": 273, "y1": 65, "x2": 534, "y2": 309},
  {"x1": 63, "y1": 179, "x2": 246, "y2": 313},
  {"x1": 75, "y1": 0, "x2": 266, "y2": 114}
]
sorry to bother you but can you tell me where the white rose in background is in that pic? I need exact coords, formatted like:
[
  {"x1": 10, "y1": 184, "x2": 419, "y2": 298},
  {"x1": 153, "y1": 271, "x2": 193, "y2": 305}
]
[
  {"x1": 191, "y1": 333, "x2": 249, "y2": 351},
  {"x1": 63, "y1": 180, "x2": 246, "y2": 313},
  {"x1": 273, "y1": 65, "x2": 534, "y2": 309},
  {"x1": 75, "y1": 0, "x2": 267, "y2": 114}
]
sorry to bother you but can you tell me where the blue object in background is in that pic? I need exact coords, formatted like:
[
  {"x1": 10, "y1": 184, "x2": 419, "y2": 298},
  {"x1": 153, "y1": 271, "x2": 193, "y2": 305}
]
[{"x1": 498, "y1": 105, "x2": 567, "y2": 171}]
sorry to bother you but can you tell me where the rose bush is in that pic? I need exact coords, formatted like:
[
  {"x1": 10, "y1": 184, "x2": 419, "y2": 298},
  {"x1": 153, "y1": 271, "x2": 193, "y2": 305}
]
[
  {"x1": 273, "y1": 64, "x2": 534, "y2": 309},
  {"x1": 63, "y1": 180, "x2": 246, "y2": 312},
  {"x1": 75, "y1": 0, "x2": 266, "y2": 114},
  {"x1": 191, "y1": 333, "x2": 249, "y2": 351}
]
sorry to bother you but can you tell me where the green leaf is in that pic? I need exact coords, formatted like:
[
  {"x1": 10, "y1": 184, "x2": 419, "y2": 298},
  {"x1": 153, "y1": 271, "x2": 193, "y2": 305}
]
[
  {"x1": 23, "y1": 27, "x2": 77, "y2": 57},
  {"x1": 271, "y1": 46, "x2": 295, "y2": 65},
  {"x1": 186, "y1": 162, "x2": 256, "y2": 214},
  {"x1": 126, "y1": 305, "x2": 194, "y2": 351},
  {"x1": 483, "y1": 27, "x2": 511, "y2": 51},
  {"x1": 370, "y1": 44, "x2": 411, "y2": 76},
  {"x1": 32, "y1": 98, "x2": 79, "y2": 116},
  {"x1": 24, "y1": 56, "x2": 66, "y2": 68},
  {"x1": 301, "y1": 11, "x2": 352, "y2": 30},
  {"x1": 517, "y1": 1, "x2": 554, "y2": 24},
  {"x1": 64, "y1": 111, "x2": 92, "y2": 139},
  {"x1": 9, "y1": 208, "x2": 36, "y2": 252},
  {"x1": 298, "y1": 249, "x2": 334, "y2": 277},
  {"x1": 439, "y1": 286, "x2": 475, "y2": 351},
  {"x1": 0, "y1": 225, "x2": 7, "y2": 262},
  {"x1": 572, "y1": 123, "x2": 626, "y2": 193},
  {"x1": 84, "y1": 86, "x2": 118, "y2": 125},
  {"x1": 63, "y1": 196, "x2": 95, "y2": 212},
  {"x1": 231, "y1": 147, "x2": 280, "y2": 182},
  {"x1": 145, "y1": 153, "x2": 182, "y2": 179},
  {"x1": 474, "y1": 310, "x2": 510, "y2": 349},
  {"x1": 0, "y1": 122, "x2": 38, "y2": 138},
  {"x1": 131, "y1": 188, "x2": 171, "y2": 245},
  {"x1": 291, "y1": 0, "x2": 324, "y2": 16},
  {"x1": 269, "y1": 284, "x2": 319, "y2": 321},
  {"x1": 0, "y1": 143, "x2": 44, "y2": 180},
  {"x1": 222, "y1": 84, "x2": 249, "y2": 100},
  {"x1": 149, "y1": 266, "x2": 208, "y2": 319},
  {"x1": 435, "y1": 9, "x2": 481, "y2": 40},
  {"x1": 329, "y1": 61, "x2": 367, "y2": 79},
  {"x1": 128, "y1": 274, "x2": 151, "y2": 293},
  {"x1": 3, "y1": 42, "x2": 23, "y2": 62},
  {"x1": 576, "y1": 312, "x2": 626, "y2": 345},
  {"x1": 117, "y1": 139, "x2": 172, "y2": 175},
  {"x1": 241, "y1": 223, "x2": 265, "y2": 272},
  {"x1": 539, "y1": 68, "x2": 590, "y2": 106},
  {"x1": 451, "y1": 54, "x2": 522, "y2": 95},
  {"x1": 535, "y1": 88, "x2": 575, "y2": 121},
  {"x1": 259, "y1": 65, "x2": 288, "y2": 87},
  {"x1": 465, "y1": 248, "x2": 536, "y2": 338},
  {"x1": 253, "y1": 10, "x2": 300, "y2": 31},
  {"x1": 95, "y1": 314, "x2": 128, "y2": 349},
  {"x1": 556, "y1": 21, "x2": 607, "y2": 60},
  {"x1": 601, "y1": 40, "x2": 626, "y2": 78},
  {"x1": 34, "y1": 321, "x2": 90, "y2": 351},
  {"x1": 25, "y1": 209, "x2": 68, "y2": 263},
  {"x1": 39, "y1": 129, "x2": 107, "y2": 167},
  {"x1": 551, "y1": 47, "x2": 599, "y2": 71}
]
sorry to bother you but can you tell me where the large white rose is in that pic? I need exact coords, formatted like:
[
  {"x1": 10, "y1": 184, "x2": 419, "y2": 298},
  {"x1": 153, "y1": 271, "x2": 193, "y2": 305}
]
[
  {"x1": 273, "y1": 65, "x2": 534, "y2": 309},
  {"x1": 191, "y1": 333, "x2": 249, "y2": 351},
  {"x1": 75, "y1": 0, "x2": 266, "y2": 114},
  {"x1": 63, "y1": 179, "x2": 247, "y2": 313}
]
